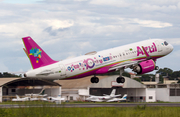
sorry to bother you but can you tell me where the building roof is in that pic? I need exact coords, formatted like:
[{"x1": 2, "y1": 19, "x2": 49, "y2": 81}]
[
  {"x1": 142, "y1": 81, "x2": 158, "y2": 85},
  {"x1": 55, "y1": 76, "x2": 107, "y2": 89},
  {"x1": 0, "y1": 78, "x2": 61, "y2": 87},
  {"x1": 55, "y1": 75, "x2": 146, "y2": 89},
  {"x1": 129, "y1": 72, "x2": 136, "y2": 75}
]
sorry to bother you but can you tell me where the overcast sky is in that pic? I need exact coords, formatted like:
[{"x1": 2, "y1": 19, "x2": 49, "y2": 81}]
[{"x1": 0, "y1": 0, "x2": 180, "y2": 74}]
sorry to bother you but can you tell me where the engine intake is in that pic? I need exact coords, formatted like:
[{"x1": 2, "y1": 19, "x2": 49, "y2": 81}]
[{"x1": 133, "y1": 59, "x2": 155, "y2": 74}]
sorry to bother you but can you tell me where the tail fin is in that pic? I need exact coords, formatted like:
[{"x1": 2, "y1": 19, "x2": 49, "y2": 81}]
[
  {"x1": 16, "y1": 95, "x2": 20, "y2": 99},
  {"x1": 22, "y1": 36, "x2": 58, "y2": 69},
  {"x1": 122, "y1": 94, "x2": 127, "y2": 99},
  {"x1": 39, "y1": 89, "x2": 45, "y2": 95},
  {"x1": 40, "y1": 90, "x2": 45, "y2": 95},
  {"x1": 110, "y1": 89, "x2": 116, "y2": 96}
]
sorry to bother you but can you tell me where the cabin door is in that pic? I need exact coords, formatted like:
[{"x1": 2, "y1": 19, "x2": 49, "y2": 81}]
[
  {"x1": 59, "y1": 64, "x2": 66, "y2": 76},
  {"x1": 155, "y1": 40, "x2": 162, "y2": 52}
]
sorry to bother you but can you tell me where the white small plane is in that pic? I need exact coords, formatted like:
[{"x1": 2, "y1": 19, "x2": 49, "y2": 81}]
[
  {"x1": 22, "y1": 37, "x2": 173, "y2": 83},
  {"x1": 47, "y1": 95, "x2": 65, "y2": 102},
  {"x1": 12, "y1": 95, "x2": 30, "y2": 101},
  {"x1": 107, "y1": 94, "x2": 127, "y2": 102},
  {"x1": 86, "y1": 89, "x2": 121, "y2": 102},
  {"x1": 25, "y1": 89, "x2": 47, "y2": 97}
]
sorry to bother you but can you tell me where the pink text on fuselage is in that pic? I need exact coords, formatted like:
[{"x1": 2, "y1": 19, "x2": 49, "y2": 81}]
[{"x1": 137, "y1": 43, "x2": 157, "y2": 56}]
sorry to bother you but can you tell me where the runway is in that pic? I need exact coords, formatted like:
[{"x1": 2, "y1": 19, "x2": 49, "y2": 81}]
[{"x1": 1, "y1": 103, "x2": 180, "y2": 108}]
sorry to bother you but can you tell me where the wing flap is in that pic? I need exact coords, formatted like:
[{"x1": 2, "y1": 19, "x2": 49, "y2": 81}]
[{"x1": 109, "y1": 61, "x2": 139, "y2": 71}]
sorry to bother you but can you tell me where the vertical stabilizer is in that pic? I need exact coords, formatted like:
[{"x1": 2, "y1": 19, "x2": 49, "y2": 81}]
[
  {"x1": 39, "y1": 89, "x2": 45, "y2": 95},
  {"x1": 122, "y1": 94, "x2": 127, "y2": 99},
  {"x1": 16, "y1": 95, "x2": 20, "y2": 99},
  {"x1": 22, "y1": 36, "x2": 58, "y2": 69},
  {"x1": 110, "y1": 89, "x2": 116, "y2": 96}
]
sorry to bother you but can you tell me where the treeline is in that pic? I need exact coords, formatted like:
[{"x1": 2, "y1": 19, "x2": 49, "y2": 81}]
[
  {"x1": 0, "y1": 72, "x2": 20, "y2": 78},
  {"x1": 156, "y1": 68, "x2": 180, "y2": 80}
]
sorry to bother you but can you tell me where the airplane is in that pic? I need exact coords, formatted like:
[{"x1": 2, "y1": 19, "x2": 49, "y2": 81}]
[
  {"x1": 25, "y1": 89, "x2": 47, "y2": 97},
  {"x1": 106, "y1": 94, "x2": 127, "y2": 102},
  {"x1": 86, "y1": 89, "x2": 121, "y2": 102},
  {"x1": 47, "y1": 95, "x2": 65, "y2": 102},
  {"x1": 22, "y1": 36, "x2": 173, "y2": 83},
  {"x1": 12, "y1": 95, "x2": 30, "y2": 101}
]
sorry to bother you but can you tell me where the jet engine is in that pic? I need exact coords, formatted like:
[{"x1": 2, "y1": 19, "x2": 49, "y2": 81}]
[{"x1": 132, "y1": 59, "x2": 156, "y2": 74}]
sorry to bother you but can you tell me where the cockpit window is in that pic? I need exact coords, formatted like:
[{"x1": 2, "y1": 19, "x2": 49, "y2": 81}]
[{"x1": 164, "y1": 41, "x2": 168, "y2": 46}]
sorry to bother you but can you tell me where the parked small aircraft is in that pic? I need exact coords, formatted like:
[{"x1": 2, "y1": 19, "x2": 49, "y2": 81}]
[
  {"x1": 25, "y1": 89, "x2": 47, "y2": 97},
  {"x1": 12, "y1": 95, "x2": 30, "y2": 101},
  {"x1": 47, "y1": 95, "x2": 65, "y2": 102},
  {"x1": 22, "y1": 37, "x2": 173, "y2": 83},
  {"x1": 106, "y1": 94, "x2": 127, "y2": 102},
  {"x1": 86, "y1": 89, "x2": 121, "y2": 102}
]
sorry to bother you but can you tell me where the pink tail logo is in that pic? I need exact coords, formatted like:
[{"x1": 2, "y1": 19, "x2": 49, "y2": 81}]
[{"x1": 29, "y1": 47, "x2": 42, "y2": 63}]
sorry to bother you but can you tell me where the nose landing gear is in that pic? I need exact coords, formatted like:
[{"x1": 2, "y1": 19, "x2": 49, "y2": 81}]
[
  {"x1": 116, "y1": 77, "x2": 125, "y2": 83},
  {"x1": 116, "y1": 68, "x2": 125, "y2": 83}
]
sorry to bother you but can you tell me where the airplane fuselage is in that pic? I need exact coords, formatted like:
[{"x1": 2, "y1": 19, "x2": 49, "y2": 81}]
[{"x1": 25, "y1": 39, "x2": 173, "y2": 80}]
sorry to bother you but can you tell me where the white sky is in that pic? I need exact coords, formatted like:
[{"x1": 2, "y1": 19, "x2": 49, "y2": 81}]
[{"x1": 0, "y1": 0, "x2": 180, "y2": 73}]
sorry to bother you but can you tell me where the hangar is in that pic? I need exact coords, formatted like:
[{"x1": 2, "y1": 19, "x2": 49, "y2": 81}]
[
  {"x1": 1, "y1": 75, "x2": 180, "y2": 102},
  {"x1": 0, "y1": 78, "x2": 61, "y2": 102},
  {"x1": 55, "y1": 75, "x2": 148, "y2": 102},
  {"x1": 56, "y1": 75, "x2": 180, "y2": 102}
]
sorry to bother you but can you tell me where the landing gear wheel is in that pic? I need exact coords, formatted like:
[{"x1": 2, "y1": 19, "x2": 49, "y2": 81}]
[
  {"x1": 90, "y1": 77, "x2": 99, "y2": 83},
  {"x1": 94, "y1": 77, "x2": 99, "y2": 83},
  {"x1": 155, "y1": 66, "x2": 159, "y2": 70},
  {"x1": 90, "y1": 77, "x2": 95, "y2": 83},
  {"x1": 116, "y1": 77, "x2": 125, "y2": 83}
]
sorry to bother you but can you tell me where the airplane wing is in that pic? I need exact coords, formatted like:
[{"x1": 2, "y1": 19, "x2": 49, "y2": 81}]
[
  {"x1": 91, "y1": 99, "x2": 103, "y2": 102},
  {"x1": 110, "y1": 94, "x2": 121, "y2": 98},
  {"x1": 109, "y1": 46, "x2": 151, "y2": 71},
  {"x1": 108, "y1": 60, "x2": 140, "y2": 71}
]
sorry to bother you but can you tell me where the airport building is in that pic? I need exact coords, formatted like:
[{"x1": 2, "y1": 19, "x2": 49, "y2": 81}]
[
  {"x1": 0, "y1": 78, "x2": 61, "y2": 102},
  {"x1": 0, "y1": 75, "x2": 180, "y2": 102},
  {"x1": 56, "y1": 75, "x2": 180, "y2": 102}
]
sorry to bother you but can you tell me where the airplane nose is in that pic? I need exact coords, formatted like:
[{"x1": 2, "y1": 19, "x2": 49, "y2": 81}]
[{"x1": 170, "y1": 44, "x2": 174, "y2": 52}]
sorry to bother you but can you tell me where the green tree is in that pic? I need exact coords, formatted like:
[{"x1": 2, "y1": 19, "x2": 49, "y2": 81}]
[
  {"x1": 156, "y1": 68, "x2": 173, "y2": 77},
  {"x1": 140, "y1": 74, "x2": 155, "y2": 81},
  {"x1": 133, "y1": 78, "x2": 141, "y2": 83},
  {"x1": 171, "y1": 71, "x2": 180, "y2": 79},
  {"x1": 159, "y1": 75, "x2": 164, "y2": 84},
  {"x1": 1, "y1": 72, "x2": 19, "y2": 78}
]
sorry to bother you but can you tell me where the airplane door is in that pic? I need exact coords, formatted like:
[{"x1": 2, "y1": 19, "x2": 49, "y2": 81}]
[
  {"x1": 59, "y1": 64, "x2": 66, "y2": 76},
  {"x1": 155, "y1": 40, "x2": 162, "y2": 52}
]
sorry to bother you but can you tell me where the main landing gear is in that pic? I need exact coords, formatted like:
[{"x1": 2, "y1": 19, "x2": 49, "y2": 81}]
[
  {"x1": 116, "y1": 77, "x2": 125, "y2": 83},
  {"x1": 90, "y1": 68, "x2": 126, "y2": 84},
  {"x1": 116, "y1": 68, "x2": 125, "y2": 83},
  {"x1": 90, "y1": 76, "x2": 99, "y2": 83}
]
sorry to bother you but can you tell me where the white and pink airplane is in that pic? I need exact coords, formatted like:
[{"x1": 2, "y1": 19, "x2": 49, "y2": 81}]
[{"x1": 22, "y1": 37, "x2": 173, "y2": 83}]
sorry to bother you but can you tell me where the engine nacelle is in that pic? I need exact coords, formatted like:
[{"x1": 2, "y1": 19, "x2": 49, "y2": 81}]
[{"x1": 133, "y1": 59, "x2": 155, "y2": 74}]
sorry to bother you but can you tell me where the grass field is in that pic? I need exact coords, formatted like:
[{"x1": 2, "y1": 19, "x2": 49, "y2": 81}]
[{"x1": 0, "y1": 105, "x2": 180, "y2": 117}]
